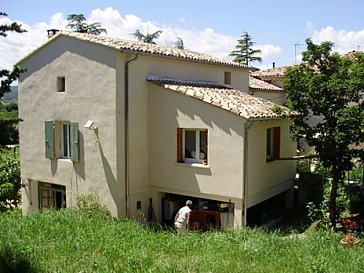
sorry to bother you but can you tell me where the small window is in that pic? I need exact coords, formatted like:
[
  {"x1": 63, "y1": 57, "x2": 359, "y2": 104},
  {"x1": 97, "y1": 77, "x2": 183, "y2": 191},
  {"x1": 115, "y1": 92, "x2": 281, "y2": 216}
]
[
  {"x1": 38, "y1": 182, "x2": 66, "y2": 209},
  {"x1": 224, "y1": 72, "x2": 231, "y2": 84},
  {"x1": 137, "y1": 201, "x2": 142, "y2": 210},
  {"x1": 177, "y1": 128, "x2": 208, "y2": 164},
  {"x1": 57, "y1": 77, "x2": 65, "y2": 92},
  {"x1": 266, "y1": 127, "x2": 280, "y2": 161}
]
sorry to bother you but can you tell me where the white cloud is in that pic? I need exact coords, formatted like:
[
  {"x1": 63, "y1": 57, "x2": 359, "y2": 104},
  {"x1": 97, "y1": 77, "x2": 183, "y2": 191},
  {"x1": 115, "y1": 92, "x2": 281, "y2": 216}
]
[
  {"x1": 311, "y1": 26, "x2": 364, "y2": 53},
  {"x1": 1, "y1": 7, "x2": 282, "y2": 70}
]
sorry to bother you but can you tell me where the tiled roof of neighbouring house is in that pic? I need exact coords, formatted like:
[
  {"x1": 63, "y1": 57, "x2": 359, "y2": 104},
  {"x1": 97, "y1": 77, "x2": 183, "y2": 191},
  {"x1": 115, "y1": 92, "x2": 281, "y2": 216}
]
[
  {"x1": 249, "y1": 76, "x2": 284, "y2": 92},
  {"x1": 18, "y1": 31, "x2": 247, "y2": 69},
  {"x1": 251, "y1": 66, "x2": 290, "y2": 78},
  {"x1": 147, "y1": 76, "x2": 288, "y2": 120}
]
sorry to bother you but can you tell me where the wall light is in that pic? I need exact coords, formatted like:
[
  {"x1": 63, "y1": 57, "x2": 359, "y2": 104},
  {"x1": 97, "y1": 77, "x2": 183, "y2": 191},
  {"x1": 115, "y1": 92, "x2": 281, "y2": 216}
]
[{"x1": 84, "y1": 120, "x2": 96, "y2": 130}]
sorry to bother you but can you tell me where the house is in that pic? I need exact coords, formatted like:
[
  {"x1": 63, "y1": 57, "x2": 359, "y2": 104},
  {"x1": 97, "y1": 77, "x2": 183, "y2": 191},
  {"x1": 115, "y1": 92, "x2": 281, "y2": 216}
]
[
  {"x1": 17, "y1": 31, "x2": 296, "y2": 228},
  {"x1": 249, "y1": 76, "x2": 286, "y2": 105}
]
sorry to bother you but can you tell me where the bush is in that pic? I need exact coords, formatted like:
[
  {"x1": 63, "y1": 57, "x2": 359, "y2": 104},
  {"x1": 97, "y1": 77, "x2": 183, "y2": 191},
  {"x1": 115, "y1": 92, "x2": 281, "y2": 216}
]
[
  {"x1": 0, "y1": 155, "x2": 20, "y2": 211},
  {"x1": 76, "y1": 192, "x2": 111, "y2": 218}
]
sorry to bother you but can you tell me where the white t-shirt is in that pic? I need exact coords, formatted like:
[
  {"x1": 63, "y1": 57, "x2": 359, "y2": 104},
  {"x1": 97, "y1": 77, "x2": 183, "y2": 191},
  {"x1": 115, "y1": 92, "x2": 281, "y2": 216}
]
[{"x1": 175, "y1": 205, "x2": 191, "y2": 228}]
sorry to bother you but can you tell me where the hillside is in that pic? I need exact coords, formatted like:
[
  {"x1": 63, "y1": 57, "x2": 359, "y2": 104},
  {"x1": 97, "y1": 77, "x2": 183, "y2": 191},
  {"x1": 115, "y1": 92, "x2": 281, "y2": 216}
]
[{"x1": 2, "y1": 86, "x2": 18, "y2": 101}]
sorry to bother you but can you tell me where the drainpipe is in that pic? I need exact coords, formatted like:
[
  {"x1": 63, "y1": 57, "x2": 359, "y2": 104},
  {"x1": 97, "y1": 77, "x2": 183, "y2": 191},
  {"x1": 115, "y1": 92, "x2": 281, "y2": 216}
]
[
  {"x1": 124, "y1": 54, "x2": 138, "y2": 217},
  {"x1": 243, "y1": 120, "x2": 253, "y2": 227}
]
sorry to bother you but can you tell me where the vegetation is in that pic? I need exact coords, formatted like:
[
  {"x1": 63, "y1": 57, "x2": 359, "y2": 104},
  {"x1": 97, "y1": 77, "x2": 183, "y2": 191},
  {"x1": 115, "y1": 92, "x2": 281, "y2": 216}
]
[
  {"x1": 132, "y1": 29, "x2": 163, "y2": 44},
  {"x1": 284, "y1": 39, "x2": 364, "y2": 227},
  {"x1": 0, "y1": 12, "x2": 26, "y2": 100},
  {"x1": 174, "y1": 37, "x2": 184, "y2": 49},
  {"x1": 0, "y1": 102, "x2": 18, "y2": 145},
  {"x1": 0, "y1": 209, "x2": 362, "y2": 273},
  {"x1": 0, "y1": 149, "x2": 20, "y2": 211},
  {"x1": 66, "y1": 14, "x2": 107, "y2": 35},
  {"x1": 229, "y1": 31, "x2": 262, "y2": 65}
]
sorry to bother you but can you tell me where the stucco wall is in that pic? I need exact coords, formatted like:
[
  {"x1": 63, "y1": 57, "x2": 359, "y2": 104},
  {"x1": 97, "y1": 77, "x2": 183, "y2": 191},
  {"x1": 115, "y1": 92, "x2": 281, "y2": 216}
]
[
  {"x1": 252, "y1": 91, "x2": 287, "y2": 105},
  {"x1": 19, "y1": 36, "x2": 123, "y2": 216},
  {"x1": 245, "y1": 119, "x2": 296, "y2": 208}
]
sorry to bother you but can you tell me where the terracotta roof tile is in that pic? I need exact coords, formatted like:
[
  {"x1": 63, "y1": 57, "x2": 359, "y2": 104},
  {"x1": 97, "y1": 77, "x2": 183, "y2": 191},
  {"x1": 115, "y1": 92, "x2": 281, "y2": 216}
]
[
  {"x1": 56, "y1": 31, "x2": 247, "y2": 68},
  {"x1": 249, "y1": 76, "x2": 284, "y2": 92},
  {"x1": 147, "y1": 76, "x2": 287, "y2": 120},
  {"x1": 251, "y1": 66, "x2": 289, "y2": 78}
]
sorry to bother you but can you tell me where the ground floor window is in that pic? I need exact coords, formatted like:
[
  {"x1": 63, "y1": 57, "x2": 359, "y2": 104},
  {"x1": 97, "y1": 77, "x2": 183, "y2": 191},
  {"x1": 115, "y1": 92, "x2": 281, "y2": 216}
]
[{"x1": 38, "y1": 182, "x2": 66, "y2": 209}]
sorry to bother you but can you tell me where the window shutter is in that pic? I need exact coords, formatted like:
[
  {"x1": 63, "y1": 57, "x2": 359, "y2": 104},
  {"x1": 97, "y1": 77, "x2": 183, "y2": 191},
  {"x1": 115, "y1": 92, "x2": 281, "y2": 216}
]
[
  {"x1": 273, "y1": 127, "x2": 281, "y2": 159},
  {"x1": 45, "y1": 121, "x2": 55, "y2": 159},
  {"x1": 70, "y1": 122, "x2": 79, "y2": 162},
  {"x1": 177, "y1": 128, "x2": 183, "y2": 162}
]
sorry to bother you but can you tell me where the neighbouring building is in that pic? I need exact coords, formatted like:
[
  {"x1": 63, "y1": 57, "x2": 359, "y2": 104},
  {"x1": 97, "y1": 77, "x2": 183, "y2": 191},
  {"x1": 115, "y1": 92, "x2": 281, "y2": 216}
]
[{"x1": 17, "y1": 31, "x2": 296, "y2": 228}]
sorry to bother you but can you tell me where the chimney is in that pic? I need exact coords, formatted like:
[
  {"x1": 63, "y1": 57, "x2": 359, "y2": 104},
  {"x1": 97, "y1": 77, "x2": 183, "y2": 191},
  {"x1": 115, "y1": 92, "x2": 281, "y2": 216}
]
[
  {"x1": 272, "y1": 62, "x2": 276, "y2": 68},
  {"x1": 47, "y1": 29, "x2": 60, "y2": 39}
]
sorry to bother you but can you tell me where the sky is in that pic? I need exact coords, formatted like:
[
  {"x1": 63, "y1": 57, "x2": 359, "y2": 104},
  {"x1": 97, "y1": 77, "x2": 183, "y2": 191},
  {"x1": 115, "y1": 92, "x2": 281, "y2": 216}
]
[{"x1": 2, "y1": 0, "x2": 364, "y2": 71}]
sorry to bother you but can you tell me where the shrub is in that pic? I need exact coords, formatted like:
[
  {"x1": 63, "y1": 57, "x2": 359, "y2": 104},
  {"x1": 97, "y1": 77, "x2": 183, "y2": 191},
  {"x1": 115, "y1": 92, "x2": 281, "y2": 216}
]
[
  {"x1": 0, "y1": 155, "x2": 20, "y2": 211},
  {"x1": 76, "y1": 192, "x2": 111, "y2": 218}
]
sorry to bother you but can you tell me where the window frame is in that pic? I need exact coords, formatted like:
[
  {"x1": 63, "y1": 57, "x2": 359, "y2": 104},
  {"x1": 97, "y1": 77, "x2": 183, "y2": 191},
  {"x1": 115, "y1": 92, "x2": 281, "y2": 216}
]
[
  {"x1": 266, "y1": 126, "x2": 281, "y2": 162},
  {"x1": 177, "y1": 128, "x2": 208, "y2": 165},
  {"x1": 38, "y1": 182, "x2": 66, "y2": 209}
]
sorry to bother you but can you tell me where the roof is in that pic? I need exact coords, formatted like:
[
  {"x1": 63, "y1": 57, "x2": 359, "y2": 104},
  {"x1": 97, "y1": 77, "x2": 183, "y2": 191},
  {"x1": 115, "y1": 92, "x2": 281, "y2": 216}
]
[
  {"x1": 147, "y1": 76, "x2": 287, "y2": 120},
  {"x1": 251, "y1": 66, "x2": 289, "y2": 78},
  {"x1": 18, "y1": 31, "x2": 247, "y2": 69},
  {"x1": 249, "y1": 76, "x2": 284, "y2": 92}
]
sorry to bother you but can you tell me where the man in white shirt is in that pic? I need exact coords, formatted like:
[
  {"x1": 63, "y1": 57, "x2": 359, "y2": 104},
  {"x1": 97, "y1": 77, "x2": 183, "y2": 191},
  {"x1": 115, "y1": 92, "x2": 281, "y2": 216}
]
[{"x1": 174, "y1": 200, "x2": 193, "y2": 234}]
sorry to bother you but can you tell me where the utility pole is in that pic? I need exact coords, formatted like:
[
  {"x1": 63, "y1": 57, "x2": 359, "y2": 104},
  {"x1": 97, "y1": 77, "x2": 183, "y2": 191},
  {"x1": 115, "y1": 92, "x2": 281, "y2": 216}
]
[{"x1": 294, "y1": 43, "x2": 304, "y2": 64}]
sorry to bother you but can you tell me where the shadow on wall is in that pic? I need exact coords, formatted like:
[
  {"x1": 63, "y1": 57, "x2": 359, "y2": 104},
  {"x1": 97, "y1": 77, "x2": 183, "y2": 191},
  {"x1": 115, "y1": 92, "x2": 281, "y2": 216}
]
[{"x1": 0, "y1": 246, "x2": 38, "y2": 273}]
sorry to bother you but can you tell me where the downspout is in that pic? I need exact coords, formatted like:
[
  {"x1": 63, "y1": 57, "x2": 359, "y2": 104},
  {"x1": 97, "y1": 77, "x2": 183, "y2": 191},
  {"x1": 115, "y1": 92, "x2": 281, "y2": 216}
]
[
  {"x1": 124, "y1": 54, "x2": 138, "y2": 217},
  {"x1": 243, "y1": 120, "x2": 253, "y2": 227}
]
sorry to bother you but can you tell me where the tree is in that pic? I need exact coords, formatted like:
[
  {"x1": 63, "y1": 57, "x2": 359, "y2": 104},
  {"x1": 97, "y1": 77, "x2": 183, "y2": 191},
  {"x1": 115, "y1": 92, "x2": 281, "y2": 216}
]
[
  {"x1": 132, "y1": 29, "x2": 163, "y2": 44},
  {"x1": 0, "y1": 12, "x2": 26, "y2": 99},
  {"x1": 229, "y1": 31, "x2": 262, "y2": 65},
  {"x1": 66, "y1": 14, "x2": 106, "y2": 35},
  {"x1": 0, "y1": 155, "x2": 20, "y2": 211},
  {"x1": 284, "y1": 38, "x2": 364, "y2": 227},
  {"x1": 174, "y1": 37, "x2": 184, "y2": 49}
]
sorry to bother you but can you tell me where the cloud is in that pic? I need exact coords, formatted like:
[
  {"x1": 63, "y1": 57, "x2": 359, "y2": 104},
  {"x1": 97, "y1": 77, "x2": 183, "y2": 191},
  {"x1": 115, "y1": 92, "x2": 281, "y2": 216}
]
[
  {"x1": 1, "y1": 7, "x2": 282, "y2": 71},
  {"x1": 311, "y1": 26, "x2": 364, "y2": 53}
]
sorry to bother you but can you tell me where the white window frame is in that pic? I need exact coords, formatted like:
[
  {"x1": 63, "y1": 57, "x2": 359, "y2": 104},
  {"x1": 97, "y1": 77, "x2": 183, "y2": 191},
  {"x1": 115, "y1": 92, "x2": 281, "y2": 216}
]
[{"x1": 183, "y1": 129, "x2": 207, "y2": 164}]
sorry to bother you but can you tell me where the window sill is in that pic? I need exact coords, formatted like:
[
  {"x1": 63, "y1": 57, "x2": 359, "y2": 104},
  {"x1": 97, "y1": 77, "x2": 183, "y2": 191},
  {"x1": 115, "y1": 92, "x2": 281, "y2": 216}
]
[{"x1": 176, "y1": 162, "x2": 210, "y2": 169}]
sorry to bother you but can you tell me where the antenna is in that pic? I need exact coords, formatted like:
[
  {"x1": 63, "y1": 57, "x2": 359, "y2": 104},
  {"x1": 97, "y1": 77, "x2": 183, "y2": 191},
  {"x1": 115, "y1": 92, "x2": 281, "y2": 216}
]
[{"x1": 294, "y1": 42, "x2": 304, "y2": 64}]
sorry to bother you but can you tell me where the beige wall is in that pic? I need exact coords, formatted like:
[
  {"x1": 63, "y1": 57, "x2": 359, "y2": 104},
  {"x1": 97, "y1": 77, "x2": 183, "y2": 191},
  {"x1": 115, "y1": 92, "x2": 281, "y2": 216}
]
[
  {"x1": 19, "y1": 36, "x2": 124, "y2": 216},
  {"x1": 252, "y1": 91, "x2": 287, "y2": 105}
]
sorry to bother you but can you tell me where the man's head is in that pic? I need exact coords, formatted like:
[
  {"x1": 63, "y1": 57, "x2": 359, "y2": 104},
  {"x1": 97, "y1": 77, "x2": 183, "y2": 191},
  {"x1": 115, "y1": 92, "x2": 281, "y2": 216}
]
[{"x1": 186, "y1": 200, "x2": 193, "y2": 207}]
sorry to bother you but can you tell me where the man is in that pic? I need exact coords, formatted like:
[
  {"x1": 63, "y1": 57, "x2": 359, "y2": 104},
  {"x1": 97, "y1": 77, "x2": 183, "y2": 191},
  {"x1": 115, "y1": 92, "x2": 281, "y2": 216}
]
[{"x1": 174, "y1": 200, "x2": 193, "y2": 234}]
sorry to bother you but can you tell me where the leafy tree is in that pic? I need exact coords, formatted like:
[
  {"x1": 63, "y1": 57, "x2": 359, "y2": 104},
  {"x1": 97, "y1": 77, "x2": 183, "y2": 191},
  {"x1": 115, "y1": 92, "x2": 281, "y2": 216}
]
[
  {"x1": 0, "y1": 12, "x2": 26, "y2": 100},
  {"x1": 174, "y1": 37, "x2": 184, "y2": 49},
  {"x1": 229, "y1": 31, "x2": 262, "y2": 65},
  {"x1": 132, "y1": 29, "x2": 163, "y2": 44},
  {"x1": 66, "y1": 14, "x2": 107, "y2": 35},
  {"x1": 0, "y1": 154, "x2": 20, "y2": 211},
  {"x1": 284, "y1": 38, "x2": 364, "y2": 227}
]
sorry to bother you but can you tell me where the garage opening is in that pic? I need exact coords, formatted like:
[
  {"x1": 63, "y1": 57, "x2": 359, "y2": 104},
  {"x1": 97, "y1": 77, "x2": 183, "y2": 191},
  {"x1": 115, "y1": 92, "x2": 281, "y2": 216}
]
[{"x1": 162, "y1": 193, "x2": 233, "y2": 231}]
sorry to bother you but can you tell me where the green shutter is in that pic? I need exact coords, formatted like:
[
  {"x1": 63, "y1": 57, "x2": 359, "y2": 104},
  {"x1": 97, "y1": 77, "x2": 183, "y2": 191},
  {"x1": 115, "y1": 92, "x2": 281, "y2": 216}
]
[
  {"x1": 45, "y1": 121, "x2": 55, "y2": 159},
  {"x1": 70, "y1": 122, "x2": 79, "y2": 162}
]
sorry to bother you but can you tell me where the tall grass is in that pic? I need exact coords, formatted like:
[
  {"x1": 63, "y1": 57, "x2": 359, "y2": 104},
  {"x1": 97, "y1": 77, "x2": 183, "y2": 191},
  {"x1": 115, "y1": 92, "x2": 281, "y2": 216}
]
[{"x1": 0, "y1": 209, "x2": 362, "y2": 273}]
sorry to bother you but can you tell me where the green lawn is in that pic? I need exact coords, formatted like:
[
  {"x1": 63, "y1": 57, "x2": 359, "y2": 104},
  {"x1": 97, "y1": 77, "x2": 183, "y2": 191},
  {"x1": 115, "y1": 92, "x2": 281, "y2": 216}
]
[{"x1": 0, "y1": 209, "x2": 362, "y2": 273}]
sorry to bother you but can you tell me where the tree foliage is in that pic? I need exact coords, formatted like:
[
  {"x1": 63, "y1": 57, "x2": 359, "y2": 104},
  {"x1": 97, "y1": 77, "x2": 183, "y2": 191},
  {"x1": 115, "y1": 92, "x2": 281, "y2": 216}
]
[
  {"x1": 229, "y1": 31, "x2": 262, "y2": 65},
  {"x1": 0, "y1": 12, "x2": 26, "y2": 100},
  {"x1": 284, "y1": 38, "x2": 364, "y2": 226},
  {"x1": 132, "y1": 29, "x2": 163, "y2": 44},
  {"x1": 174, "y1": 37, "x2": 184, "y2": 49},
  {"x1": 66, "y1": 14, "x2": 107, "y2": 35},
  {"x1": 0, "y1": 154, "x2": 20, "y2": 211}
]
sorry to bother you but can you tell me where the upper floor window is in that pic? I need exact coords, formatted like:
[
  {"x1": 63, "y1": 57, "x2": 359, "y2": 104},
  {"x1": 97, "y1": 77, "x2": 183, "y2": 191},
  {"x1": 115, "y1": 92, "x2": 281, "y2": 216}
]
[
  {"x1": 177, "y1": 128, "x2": 208, "y2": 165},
  {"x1": 57, "y1": 77, "x2": 66, "y2": 92},
  {"x1": 266, "y1": 127, "x2": 280, "y2": 162},
  {"x1": 224, "y1": 71, "x2": 231, "y2": 84},
  {"x1": 45, "y1": 120, "x2": 79, "y2": 161}
]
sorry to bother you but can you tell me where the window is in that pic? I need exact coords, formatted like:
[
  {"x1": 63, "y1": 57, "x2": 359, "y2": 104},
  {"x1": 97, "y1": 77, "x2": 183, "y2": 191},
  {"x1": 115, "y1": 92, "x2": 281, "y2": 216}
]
[
  {"x1": 39, "y1": 182, "x2": 66, "y2": 209},
  {"x1": 266, "y1": 127, "x2": 280, "y2": 161},
  {"x1": 177, "y1": 128, "x2": 208, "y2": 164},
  {"x1": 57, "y1": 77, "x2": 65, "y2": 92},
  {"x1": 45, "y1": 121, "x2": 79, "y2": 161},
  {"x1": 62, "y1": 123, "x2": 71, "y2": 158},
  {"x1": 224, "y1": 71, "x2": 231, "y2": 84}
]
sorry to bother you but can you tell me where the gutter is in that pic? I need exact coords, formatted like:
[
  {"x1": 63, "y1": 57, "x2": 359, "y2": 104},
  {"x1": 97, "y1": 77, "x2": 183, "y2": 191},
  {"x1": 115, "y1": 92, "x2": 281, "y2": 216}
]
[
  {"x1": 124, "y1": 54, "x2": 138, "y2": 217},
  {"x1": 242, "y1": 121, "x2": 253, "y2": 227}
]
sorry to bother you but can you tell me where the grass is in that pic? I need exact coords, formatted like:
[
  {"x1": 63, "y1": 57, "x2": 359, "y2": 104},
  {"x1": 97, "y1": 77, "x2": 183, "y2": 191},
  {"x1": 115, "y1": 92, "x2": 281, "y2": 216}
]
[{"x1": 0, "y1": 209, "x2": 363, "y2": 273}]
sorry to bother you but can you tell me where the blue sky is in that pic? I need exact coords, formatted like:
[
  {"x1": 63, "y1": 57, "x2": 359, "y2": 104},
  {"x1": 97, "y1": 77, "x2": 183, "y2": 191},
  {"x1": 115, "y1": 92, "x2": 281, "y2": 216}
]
[{"x1": 2, "y1": 0, "x2": 364, "y2": 70}]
